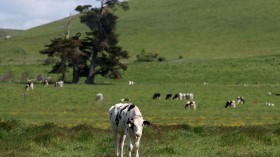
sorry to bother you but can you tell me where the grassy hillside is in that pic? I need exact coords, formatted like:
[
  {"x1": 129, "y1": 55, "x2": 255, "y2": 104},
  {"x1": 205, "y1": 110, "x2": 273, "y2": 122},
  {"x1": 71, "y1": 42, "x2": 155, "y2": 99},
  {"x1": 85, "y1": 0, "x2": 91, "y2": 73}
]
[
  {"x1": 1, "y1": 0, "x2": 280, "y2": 64},
  {"x1": 117, "y1": 0, "x2": 280, "y2": 59}
]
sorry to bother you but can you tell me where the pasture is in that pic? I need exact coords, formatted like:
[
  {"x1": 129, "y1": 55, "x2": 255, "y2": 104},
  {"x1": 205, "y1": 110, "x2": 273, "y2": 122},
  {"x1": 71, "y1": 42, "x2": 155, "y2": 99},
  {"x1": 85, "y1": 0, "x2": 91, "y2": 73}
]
[{"x1": 1, "y1": 56, "x2": 280, "y2": 156}]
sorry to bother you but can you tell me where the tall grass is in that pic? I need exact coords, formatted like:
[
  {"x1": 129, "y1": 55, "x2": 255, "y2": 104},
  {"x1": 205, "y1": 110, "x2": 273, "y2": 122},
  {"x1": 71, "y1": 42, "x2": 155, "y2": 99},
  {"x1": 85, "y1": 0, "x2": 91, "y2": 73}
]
[{"x1": 1, "y1": 119, "x2": 280, "y2": 157}]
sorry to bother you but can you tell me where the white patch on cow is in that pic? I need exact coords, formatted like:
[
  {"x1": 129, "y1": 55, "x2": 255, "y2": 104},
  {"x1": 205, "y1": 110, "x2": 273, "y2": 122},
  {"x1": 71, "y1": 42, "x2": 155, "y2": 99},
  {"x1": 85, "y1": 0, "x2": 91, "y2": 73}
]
[{"x1": 109, "y1": 103, "x2": 150, "y2": 157}]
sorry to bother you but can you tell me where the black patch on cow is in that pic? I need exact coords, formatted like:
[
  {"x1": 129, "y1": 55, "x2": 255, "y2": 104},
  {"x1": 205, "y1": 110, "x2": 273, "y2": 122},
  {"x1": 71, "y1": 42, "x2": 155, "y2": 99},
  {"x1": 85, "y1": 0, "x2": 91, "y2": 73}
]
[
  {"x1": 128, "y1": 104, "x2": 135, "y2": 111},
  {"x1": 172, "y1": 93, "x2": 180, "y2": 99},
  {"x1": 110, "y1": 113, "x2": 112, "y2": 120},
  {"x1": 115, "y1": 105, "x2": 129, "y2": 127}
]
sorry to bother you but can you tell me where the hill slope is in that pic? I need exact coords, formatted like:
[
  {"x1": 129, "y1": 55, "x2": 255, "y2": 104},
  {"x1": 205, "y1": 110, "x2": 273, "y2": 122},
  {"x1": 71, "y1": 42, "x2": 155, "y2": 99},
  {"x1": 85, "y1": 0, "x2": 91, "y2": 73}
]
[
  {"x1": 1, "y1": 0, "x2": 280, "y2": 64},
  {"x1": 117, "y1": 0, "x2": 280, "y2": 59}
]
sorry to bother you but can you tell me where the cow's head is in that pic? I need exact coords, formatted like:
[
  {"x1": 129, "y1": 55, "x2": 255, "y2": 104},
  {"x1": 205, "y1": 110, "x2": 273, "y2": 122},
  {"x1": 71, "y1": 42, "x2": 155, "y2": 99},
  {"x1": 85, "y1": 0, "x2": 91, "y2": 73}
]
[{"x1": 127, "y1": 116, "x2": 150, "y2": 138}]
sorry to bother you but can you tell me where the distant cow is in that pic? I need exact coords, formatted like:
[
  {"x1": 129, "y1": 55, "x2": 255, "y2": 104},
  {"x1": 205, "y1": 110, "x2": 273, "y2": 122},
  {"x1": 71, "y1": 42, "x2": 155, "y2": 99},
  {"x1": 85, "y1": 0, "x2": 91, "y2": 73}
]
[
  {"x1": 96, "y1": 93, "x2": 104, "y2": 102},
  {"x1": 225, "y1": 100, "x2": 236, "y2": 108},
  {"x1": 185, "y1": 101, "x2": 196, "y2": 110},
  {"x1": 173, "y1": 93, "x2": 194, "y2": 100},
  {"x1": 55, "y1": 81, "x2": 64, "y2": 87},
  {"x1": 172, "y1": 93, "x2": 181, "y2": 100},
  {"x1": 120, "y1": 98, "x2": 131, "y2": 102},
  {"x1": 25, "y1": 82, "x2": 34, "y2": 91},
  {"x1": 109, "y1": 103, "x2": 150, "y2": 157},
  {"x1": 165, "y1": 94, "x2": 172, "y2": 100},
  {"x1": 43, "y1": 80, "x2": 48, "y2": 86},
  {"x1": 265, "y1": 102, "x2": 275, "y2": 107},
  {"x1": 128, "y1": 81, "x2": 135, "y2": 86},
  {"x1": 153, "y1": 93, "x2": 161, "y2": 100},
  {"x1": 185, "y1": 93, "x2": 194, "y2": 100},
  {"x1": 237, "y1": 96, "x2": 245, "y2": 104}
]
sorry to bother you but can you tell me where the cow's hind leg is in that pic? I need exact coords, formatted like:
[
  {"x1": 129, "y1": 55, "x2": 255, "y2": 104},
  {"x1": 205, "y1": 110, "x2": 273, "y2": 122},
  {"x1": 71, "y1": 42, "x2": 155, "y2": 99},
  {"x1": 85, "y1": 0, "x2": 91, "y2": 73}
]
[{"x1": 112, "y1": 130, "x2": 119, "y2": 157}]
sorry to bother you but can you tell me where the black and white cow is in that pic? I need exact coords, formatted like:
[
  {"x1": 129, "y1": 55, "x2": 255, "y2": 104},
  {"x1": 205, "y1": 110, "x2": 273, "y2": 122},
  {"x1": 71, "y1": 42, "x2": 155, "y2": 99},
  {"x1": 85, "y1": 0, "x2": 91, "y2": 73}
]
[
  {"x1": 120, "y1": 98, "x2": 131, "y2": 102},
  {"x1": 152, "y1": 93, "x2": 161, "y2": 100},
  {"x1": 55, "y1": 81, "x2": 64, "y2": 87},
  {"x1": 184, "y1": 101, "x2": 196, "y2": 110},
  {"x1": 236, "y1": 96, "x2": 245, "y2": 105},
  {"x1": 25, "y1": 82, "x2": 34, "y2": 91},
  {"x1": 165, "y1": 94, "x2": 172, "y2": 100},
  {"x1": 172, "y1": 93, "x2": 181, "y2": 100},
  {"x1": 172, "y1": 93, "x2": 194, "y2": 100},
  {"x1": 109, "y1": 103, "x2": 150, "y2": 157},
  {"x1": 43, "y1": 80, "x2": 48, "y2": 86},
  {"x1": 225, "y1": 100, "x2": 236, "y2": 108}
]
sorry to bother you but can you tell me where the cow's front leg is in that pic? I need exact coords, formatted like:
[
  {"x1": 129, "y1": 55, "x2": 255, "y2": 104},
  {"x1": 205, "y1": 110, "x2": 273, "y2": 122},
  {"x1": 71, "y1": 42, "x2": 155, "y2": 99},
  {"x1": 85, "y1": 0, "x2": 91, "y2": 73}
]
[
  {"x1": 119, "y1": 133, "x2": 126, "y2": 157},
  {"x1": 126, "y1": 129, "x2": 133, "y2": 157},
  {"x1": 135, "y1": 137, "x2": 141, "y2": 157}
]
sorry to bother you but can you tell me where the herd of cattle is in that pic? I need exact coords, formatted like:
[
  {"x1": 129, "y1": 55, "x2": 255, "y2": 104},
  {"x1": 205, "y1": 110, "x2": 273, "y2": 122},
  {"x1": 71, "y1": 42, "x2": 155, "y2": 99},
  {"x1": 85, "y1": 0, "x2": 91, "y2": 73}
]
[{"x1": 23, "y1": 79, "x2": 278, "y2": 157}]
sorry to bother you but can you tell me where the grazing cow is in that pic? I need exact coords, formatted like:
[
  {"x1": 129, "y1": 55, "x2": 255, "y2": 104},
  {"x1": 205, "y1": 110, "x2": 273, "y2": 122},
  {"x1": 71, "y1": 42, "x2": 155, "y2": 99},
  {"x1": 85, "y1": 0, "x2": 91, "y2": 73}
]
[
  {"x1": 237, "y1": 96, "x2": 245, "y2": 104},
  {"x1": 25, "y1": 82, "x2": 34, "y2": 91},
  {"x1": 128, "y1": 81, "x2": 135, "y2": 86},
  {"x1": 265, "y1": 102, "x2": 275, "y2": 107},
  {"x1": 184, "y1": 93, "x2": 194, "y2": 100},
  {"x1": 225, "y1": 100, "x2": 236, "y2": 108},
  {"x1": 109, "y1": 103, "x2": 150, "y2": 157},
  {"x1": 172, "y1": 93, "x2": 194, "y2": 100},
  {"x1": 172, "y1": 93, "x2": 181, "y2": 100},
  {"x1": 96, "y1": 93, "x2": 104, "y2": 102},
  {"x1": 152, "y1": 93, "x2": 161, "y2": 100},
  {"x1": 165, "y1": 94, "x2": 172, "y2": 100},
  {"x1": 185, "y1": 101, "x2": 196, "y2": 110},
  {"x1": 267, "y1": 92, "x2": 280, "y2": 96},
  {"x1": 55, "y1": 81, "x2": 64, "y2": 87},
  {"x1": 43, "y1": 80, "x2": 48, "y2": 86},
  {"x1": 120, "y1": 98, "x2": 131, "y2": 102}
]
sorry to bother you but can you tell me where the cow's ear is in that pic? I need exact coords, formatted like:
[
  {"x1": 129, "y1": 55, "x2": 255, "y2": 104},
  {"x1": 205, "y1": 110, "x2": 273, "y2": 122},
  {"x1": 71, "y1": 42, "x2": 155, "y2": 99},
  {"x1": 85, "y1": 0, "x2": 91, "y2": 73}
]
[{"x1": 143, "y1": 121, "x2": 151, "y2": 126}]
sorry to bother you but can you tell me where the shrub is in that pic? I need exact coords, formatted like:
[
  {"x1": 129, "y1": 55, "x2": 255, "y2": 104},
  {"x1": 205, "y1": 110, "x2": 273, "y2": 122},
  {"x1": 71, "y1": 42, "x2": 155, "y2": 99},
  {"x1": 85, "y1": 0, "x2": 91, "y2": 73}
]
[{"x1": 136, "y1": 49, "x2": 165, "y2": 62}]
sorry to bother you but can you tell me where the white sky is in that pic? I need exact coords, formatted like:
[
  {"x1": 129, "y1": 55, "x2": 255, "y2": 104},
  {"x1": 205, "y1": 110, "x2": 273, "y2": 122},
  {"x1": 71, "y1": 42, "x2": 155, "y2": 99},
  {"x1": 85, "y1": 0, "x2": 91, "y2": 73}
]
[{"x1": 0, "y1": 0, "x2": 99, "y2": 30}]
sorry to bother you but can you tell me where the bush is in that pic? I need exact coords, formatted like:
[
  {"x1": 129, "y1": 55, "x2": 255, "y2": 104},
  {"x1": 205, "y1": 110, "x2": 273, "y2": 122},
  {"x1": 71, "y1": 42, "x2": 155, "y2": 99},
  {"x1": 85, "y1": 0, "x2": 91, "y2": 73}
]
[{"x1": 136, "y1": 49, "x2": 165, "y2": 62}]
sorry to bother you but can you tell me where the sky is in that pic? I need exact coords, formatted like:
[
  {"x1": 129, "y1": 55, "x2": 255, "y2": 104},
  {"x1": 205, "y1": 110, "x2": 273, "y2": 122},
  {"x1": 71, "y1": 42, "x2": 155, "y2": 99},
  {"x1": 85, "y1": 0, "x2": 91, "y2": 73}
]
[{"x1": 0, "y1": 0, "x2": 99, "y2": 30}]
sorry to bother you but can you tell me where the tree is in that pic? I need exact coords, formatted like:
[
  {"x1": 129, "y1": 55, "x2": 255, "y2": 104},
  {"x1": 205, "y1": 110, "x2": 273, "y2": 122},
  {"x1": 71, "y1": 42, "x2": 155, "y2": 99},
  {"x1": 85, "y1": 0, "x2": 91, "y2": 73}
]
[
  {"x1": 75, "y1": 0, "x2": 129, "y2": 84},
  {"x1": 40, "y1": 15, "x2": 89, "y2": 83},
  {"x1": 40, "y1": 33, "x2": 88, "y2": 83}
]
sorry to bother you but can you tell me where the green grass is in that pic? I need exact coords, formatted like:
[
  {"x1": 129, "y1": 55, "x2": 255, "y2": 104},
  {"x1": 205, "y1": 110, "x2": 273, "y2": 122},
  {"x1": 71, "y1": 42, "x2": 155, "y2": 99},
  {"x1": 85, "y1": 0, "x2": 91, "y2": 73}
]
[{"x1": 1, "y1": 120, "x2": 280, "y2": 157}]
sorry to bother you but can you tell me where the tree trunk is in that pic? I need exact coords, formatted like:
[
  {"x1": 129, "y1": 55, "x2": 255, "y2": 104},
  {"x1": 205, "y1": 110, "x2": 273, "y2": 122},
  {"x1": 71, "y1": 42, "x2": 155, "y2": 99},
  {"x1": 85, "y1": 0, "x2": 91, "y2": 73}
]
[
  {"x1": 84, "y1": 52, "x2": 97, "y2": 84},
  {"x1": 72, "y1": 65, "x2": 80, "y2": 83}
]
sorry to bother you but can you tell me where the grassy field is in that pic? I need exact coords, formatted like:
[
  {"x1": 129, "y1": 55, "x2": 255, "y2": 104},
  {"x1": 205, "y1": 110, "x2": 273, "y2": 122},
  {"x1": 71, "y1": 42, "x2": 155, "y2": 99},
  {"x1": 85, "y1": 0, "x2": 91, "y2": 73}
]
[
  {"x1": 1, "y1": 0, "x2": 280, "y2": 156},
  {"x1": 1, "y1": 79, "x2": 280, "y2": 156}
]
